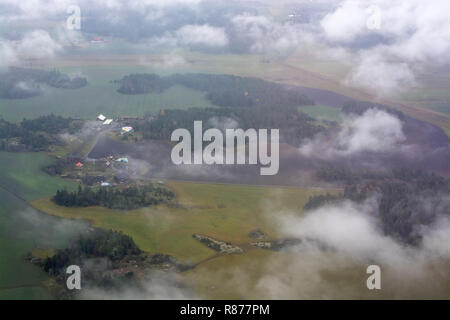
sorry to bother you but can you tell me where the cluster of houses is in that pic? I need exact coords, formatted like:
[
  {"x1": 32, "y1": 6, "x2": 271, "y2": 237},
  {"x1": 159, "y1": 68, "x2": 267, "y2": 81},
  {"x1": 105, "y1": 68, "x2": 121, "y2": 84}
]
[
  {"x1": 70, "y1": 154, "x2": 132, "y2": 186},
  {"x1": 61, "y1": 114, "x2": 145, "y2": 185}
]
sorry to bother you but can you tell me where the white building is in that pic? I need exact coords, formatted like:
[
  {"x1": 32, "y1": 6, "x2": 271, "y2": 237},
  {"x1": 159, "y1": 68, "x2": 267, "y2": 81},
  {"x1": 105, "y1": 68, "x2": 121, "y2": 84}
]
[{"x1": 116, "y1": 157, "x2": 129, "y2": 163}]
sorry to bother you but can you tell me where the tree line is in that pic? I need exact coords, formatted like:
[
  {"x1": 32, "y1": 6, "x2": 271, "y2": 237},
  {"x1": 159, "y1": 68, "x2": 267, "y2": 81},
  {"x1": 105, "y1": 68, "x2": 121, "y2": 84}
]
[
  {"x1": 44, "y1": 229, "x2": 142, "y2": 274},
  {"x1": 305, "y1": 167, "x2": 450, "y2": 245},
  {"x1": 53, "y1": 183, "x2": 175, "y2": 210},
  {"x1": 116, "y1": 73, "x2": 314, "y2": 108},
  {"x1": 0, "y1": 67, "x2": 87, "y2": 99},
  {"x1": 0, "y1": 115, "x2": 81, "y2": 151},
  {"x1": 132, "y1": 105, "x2": 324, "y2": 147}
]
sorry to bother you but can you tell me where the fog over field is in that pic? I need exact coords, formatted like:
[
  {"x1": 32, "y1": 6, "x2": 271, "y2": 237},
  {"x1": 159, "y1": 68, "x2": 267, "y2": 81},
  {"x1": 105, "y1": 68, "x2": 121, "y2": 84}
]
[{"x1": 2, "y1": 0, "x2": 450, "y2": 96}]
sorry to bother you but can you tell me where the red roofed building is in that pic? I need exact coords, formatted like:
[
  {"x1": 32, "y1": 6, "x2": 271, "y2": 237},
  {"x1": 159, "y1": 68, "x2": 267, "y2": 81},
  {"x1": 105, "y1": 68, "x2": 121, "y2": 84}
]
[{"x1": 91, "y1": 37, "x2": 104, "y2": 43}]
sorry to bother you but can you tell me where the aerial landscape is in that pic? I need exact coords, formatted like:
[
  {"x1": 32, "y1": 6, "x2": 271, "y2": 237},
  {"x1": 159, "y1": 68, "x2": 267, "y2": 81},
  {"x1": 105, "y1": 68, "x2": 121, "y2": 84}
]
[{"x1": 0, "y1": 0, "x2": 450, "y2": 302}]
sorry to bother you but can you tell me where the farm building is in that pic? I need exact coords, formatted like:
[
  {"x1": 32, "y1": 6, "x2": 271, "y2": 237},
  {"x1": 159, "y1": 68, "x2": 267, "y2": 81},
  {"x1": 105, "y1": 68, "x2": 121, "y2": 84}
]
[
  {"x1": 103, "y1": 119, "x2": 113, "y2": 125},
  {"x1": 91, "y1": 37, "x2": 104, "y2": 43},
  {"x1": 116, "y1": 157, "x2": 129, "y2": 163},
  {"x1": 121, "y1": 126, "x2": 134, "y2": 134},
  {"x1": 97, "y1": 114, "x2": 106, "y2": 121}
]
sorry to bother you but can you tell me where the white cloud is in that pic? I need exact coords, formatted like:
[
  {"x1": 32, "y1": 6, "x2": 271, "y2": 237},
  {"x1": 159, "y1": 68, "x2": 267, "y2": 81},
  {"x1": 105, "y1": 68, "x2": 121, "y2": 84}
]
[
  {"x1": 0, "y1": 41, "x2": 18, "y2": 69},
  {"x1": 345, "y1": 53, "x2": 416, "y2": 95},
  {"x1": 80, "y1": 271, "x2": 195, "y2": 300},
  {"x1": 319, "y1": 0, "x2": 450, "y2": 95},
  {"x1": 277, "y1": 196, "x2": 450, "y2": 277},
  {"x1": 0, "y1": 29, "x2": 63, "y2": 68},
  {"x1": 16, "y1": 29, "x2": 62, "y2": 59},
  {"x1": 320, "y1": 0, "x2": 368, "y2": 43},
  {"x1": 0, "y1": 0, "x2": 204, "y2": 21},
  {"x1": 300, "y1": 108, "x2": 406, "y2": 158},
  {"x1": 280, "y1": 198, "x2": 413, "y2": 268},
  {"x1": 231, "y1": 14, "x2": 303, "y2": 56},
  {"x1": 175, "y1": 24, "x2": 228, "y2": 47},
  {"x1": 191, "y1": 194, "x2": 450, "y2": 299}
]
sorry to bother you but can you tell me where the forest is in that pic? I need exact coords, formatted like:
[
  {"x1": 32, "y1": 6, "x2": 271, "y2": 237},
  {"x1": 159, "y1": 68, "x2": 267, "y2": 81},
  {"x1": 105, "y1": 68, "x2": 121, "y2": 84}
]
[
  {"x1": 42, "y1": 229, "x2": 145, "y2": 296},
  {"x1": 305, "y1": 168, "x2": 450, "y2": 245},
  {"x1": 53, "y1": 183, "x2": 175, "y2": 210},
  {"x1": 0, "y1": 115, "x2": 81, "y2": 151},
  {"x1": 116, "y1": 73, "x2": 314, "y2": 108},
  {"x1": 116, "y1": 73, "x2": 325, "y2": 147},
  {"x1": 0, "y1": 67, "x2": 88, "y2": 99},
  {"x1": 132, "y1": 106, "x2": 324, "y2": 147},
  {"x1": 39, "y1": 228, "x2": 189, "y2": 297},
  {"x1": 43, "y1": 229, "x2": 142, "y2": 276}
]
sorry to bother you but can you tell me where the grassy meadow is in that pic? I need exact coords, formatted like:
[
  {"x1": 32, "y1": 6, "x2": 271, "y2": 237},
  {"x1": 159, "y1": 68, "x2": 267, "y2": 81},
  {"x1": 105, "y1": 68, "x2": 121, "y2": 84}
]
[
  {"x1": 300, "y1": 105, "x2": 343, "y2": 122},
  {"x1": 0, "y1": 152, "x2": 76, "y2": 201},
  {"x1": 3, "y1": 48, "x2": 449, "y2": 135},
  {"x1": 0, "y1": 152, "x2": 86, "y2": 299},
  {"x1": 32, "y1": 181, "x2": 338, "y2": 264},
  {"x1": 0, "y1": 64, "x2": 216, "y2": 122}
]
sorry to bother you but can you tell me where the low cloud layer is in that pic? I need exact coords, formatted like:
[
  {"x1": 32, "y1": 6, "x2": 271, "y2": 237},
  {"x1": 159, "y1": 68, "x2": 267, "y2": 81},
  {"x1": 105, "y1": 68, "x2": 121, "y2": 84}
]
[
  {"x1": 186, "y1": 193, "x2": 450, "y2": 299},
  {"x1": 176, "y1": 24, "x2": 228, "y2": 48},
  {"x1": 320, "y1": 0, "x2": 450, "y2": 95},
  {"x1": 230, "y1": 14, "x2": 304, "y2": 58},
  {"x1": 299, "y1": 108, "x2": 406, "y2": 158},
  {"x1": 80, "y1": 271, "x2": 195, "y2": 300},
  {"x1": 2, "y1": 0, "x2": 450, "y2": 95},
  {"x1": 345, "y1": 54, "x2": 416, "y2": 95},
  {"x1": 0, "y1": 30, "x2": 60, "y2": 68},
  {"x1": 273, "y1": 196, "x2": 450, "y2": 297}
]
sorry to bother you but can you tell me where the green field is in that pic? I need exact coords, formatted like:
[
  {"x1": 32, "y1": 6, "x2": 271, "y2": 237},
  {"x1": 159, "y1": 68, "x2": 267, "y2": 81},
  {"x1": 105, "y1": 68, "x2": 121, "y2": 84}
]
[
  {"x1": 0, "y1": 63, "x2": 218, "y2": 122},
  {"x1": 0, "y1": 83, "x2": 215, "y2": 123},
  {"x1": 182, "y1": 249, "x2": 376, "y2": 299},
  {"x1": 0, "y1": 152, "x2": 76, "y2": 201},
  {"x1": 32, "y1": 181, "x2": 337, "y2": 264},
  {"x1": 300, "y1": 105, "x2": 343, "y2": 122},
  {"x1": 0, "y1": 152, "x2": 86, "y2": 300}
]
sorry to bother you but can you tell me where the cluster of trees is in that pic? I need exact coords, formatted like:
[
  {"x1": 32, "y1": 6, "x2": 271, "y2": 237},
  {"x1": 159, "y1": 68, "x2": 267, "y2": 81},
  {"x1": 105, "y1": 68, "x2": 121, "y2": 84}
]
[
  {"x1": 21, "y1": 114, "x2": 79, "y2": 134},
  {"x1": 0, "y1": 67, "x2": 87, "y2": 99},
  {"x1": 40, "y1": 228, "x2": 188, "y2": 297},
  {"x1": 117, "y1": 73, "x2": 313, "y2": 108},
  {"x1": 0, "y1": 115, "x2": 81, "y2": 151},
  {"x1": 303, "y1": 193, "x2": 343, "y2": 211},
  {"x1": 116, "y1": 73, "x2": 166, "y2": 94},
  {"x1": 53, "y1": 183, "x2": 175, "y2": 210},
  {"x1": 43, "y1": 229, "x2": 142, "y2": 276},
  {"x1": 315, "y1": 166, "x2": 385, "y2": 184},
  {"x1": 0, "y1": 80, "x2": 41, "y2": 99},
  {"x1": 132, "y1": 105, "x2": 323, "y2": 146},
  {"x1": 306, "y1": 168, "x2": 450, "y2": 245},
  {"x1": 42, "y1": 160, "x2": 65, "y2": 176}
]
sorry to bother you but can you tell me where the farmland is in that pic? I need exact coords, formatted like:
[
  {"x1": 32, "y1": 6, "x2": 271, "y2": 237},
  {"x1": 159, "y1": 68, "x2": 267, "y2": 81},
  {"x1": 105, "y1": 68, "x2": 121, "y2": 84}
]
[
  {"x1": 0, "y1": 152, "x2": 76, "y2": 201},
  {"x1": 300, "y1": 105, "x2": 343, "y2": 123},
  {"x1": 0, "y1": 152, "x2": 87, "y2": 299},
  {"x1": 31, "y1": 181, "x2": 338, "y2": 264},
  {"x1": 15, "y1": 49, "x2": 450, "y2": 137},
  {"x1": 0, "y1": 81, "x2": 215, "y2": 123}
]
